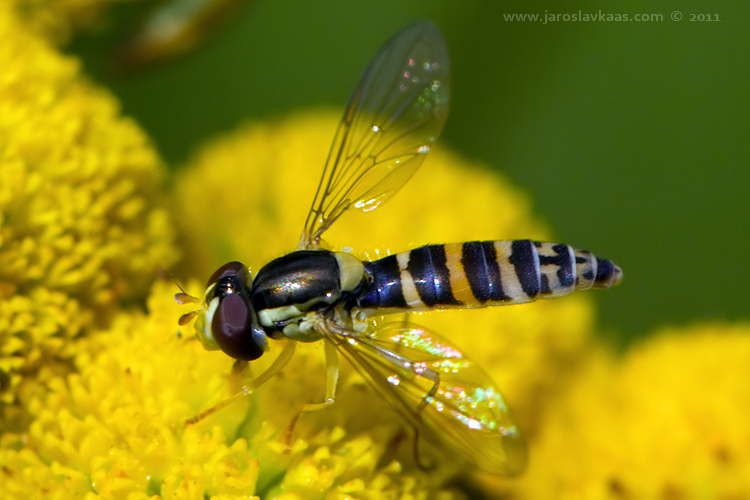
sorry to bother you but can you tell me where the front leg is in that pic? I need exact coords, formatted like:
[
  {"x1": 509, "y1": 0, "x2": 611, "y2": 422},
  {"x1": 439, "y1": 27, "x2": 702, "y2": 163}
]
[{"x1": 187, "y1": 341, "x2": 297, "y2": 425}]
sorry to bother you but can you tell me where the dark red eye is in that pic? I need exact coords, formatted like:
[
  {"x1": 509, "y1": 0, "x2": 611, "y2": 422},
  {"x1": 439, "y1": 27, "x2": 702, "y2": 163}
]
[
  {"x1": 207, "y1": 262, "x2": 267, "y2": 361},
  {"x1": 212, "y1": 292, "x2": 265, "y2": 360}
]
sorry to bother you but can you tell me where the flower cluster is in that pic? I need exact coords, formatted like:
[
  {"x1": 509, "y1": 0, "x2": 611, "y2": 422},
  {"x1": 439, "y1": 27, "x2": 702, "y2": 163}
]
[
  {"x1": 504, "y1": 323, "x2": 750, "y2": 499},
  {"x1": 0, "y1": 3, "x2": 175, "y2": 430},
  {"x1": 3, "y1": 281, "x2": 467, "y2": 499}
]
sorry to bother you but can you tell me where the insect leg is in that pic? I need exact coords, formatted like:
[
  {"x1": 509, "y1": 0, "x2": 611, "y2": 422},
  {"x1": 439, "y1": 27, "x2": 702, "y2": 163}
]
[
  {"x1": 186, "y1": 341, "x2": 297, "y2": 424},
  {"x1": 284, "y1": 340, "x2": 340, "y2": 448}
]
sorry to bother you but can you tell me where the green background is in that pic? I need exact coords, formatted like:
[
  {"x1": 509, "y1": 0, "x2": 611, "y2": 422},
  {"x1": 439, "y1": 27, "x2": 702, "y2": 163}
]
[{"x1": 70, "y1": 0, "x2": 750, "y2": 345}]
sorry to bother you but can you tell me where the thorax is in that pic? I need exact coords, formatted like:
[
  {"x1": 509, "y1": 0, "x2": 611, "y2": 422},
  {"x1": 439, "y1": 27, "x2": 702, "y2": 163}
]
[{"x1": 250, "y1": 249, "x2": 367, "y2": 341}]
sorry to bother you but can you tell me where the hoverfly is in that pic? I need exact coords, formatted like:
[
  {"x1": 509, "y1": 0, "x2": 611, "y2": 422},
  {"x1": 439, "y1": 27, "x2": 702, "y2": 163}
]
[{"x1": 176, "y1": 21, "x2": 622, "y2": 476}]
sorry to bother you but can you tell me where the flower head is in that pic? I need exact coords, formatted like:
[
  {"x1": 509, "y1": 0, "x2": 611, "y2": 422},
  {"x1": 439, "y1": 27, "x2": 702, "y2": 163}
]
[
  {"x1": 503, "y1": 322, "x2": 750, "y2": 499},
  {"x1": 0, "y1": 3, "x2": 176, "y2": 430}
]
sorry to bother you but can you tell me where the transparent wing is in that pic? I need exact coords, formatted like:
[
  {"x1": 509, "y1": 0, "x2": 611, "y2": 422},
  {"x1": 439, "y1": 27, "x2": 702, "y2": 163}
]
[
  {"x1": 301, "y1": 22, "x2": 450, "y2": 249},
  {"x1": 327, "y1": 321, "x2": 526, "y2": 476}
]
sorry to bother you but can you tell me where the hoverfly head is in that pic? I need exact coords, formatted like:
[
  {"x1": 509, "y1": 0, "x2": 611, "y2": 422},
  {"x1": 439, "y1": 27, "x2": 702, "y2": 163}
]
[{"x1": 178, "y1": 261, "x2": 268, "y2": 361}]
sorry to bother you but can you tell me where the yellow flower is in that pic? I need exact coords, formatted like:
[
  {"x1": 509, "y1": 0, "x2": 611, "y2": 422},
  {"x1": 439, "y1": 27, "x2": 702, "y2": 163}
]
[
  {"x1": 0, "y1": 4, "x2": 176, "y2": 430},
  {"x1": 503, "y1": 323, "x2": 750, "y2": 499},
  {"x1": 0, "y1": 280, "x2": 470, "y2": 499}
]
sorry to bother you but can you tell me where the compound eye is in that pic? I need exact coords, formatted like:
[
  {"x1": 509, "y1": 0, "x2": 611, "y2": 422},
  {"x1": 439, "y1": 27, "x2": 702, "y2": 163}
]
[
  {"x1": 206, "y1": 261, "x2": 249, "y2": 289},
  {"x1": 211, "y1": 292, "x2": 265, "y2": 360}
]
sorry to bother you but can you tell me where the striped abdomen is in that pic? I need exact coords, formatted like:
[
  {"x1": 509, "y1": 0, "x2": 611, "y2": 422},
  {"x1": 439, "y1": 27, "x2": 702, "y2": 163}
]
[{"x1": 356, "y1": 240, "x2": 622, "y2": 312}]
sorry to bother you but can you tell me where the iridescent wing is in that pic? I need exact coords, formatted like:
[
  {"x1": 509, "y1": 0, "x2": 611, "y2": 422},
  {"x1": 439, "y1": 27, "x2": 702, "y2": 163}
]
[
  {"x1": 300, "y1": 22, "x2": 450, "y2": 249},
  {"x1": 326, "y1": 321, "x2": 526, "y2": 476}
]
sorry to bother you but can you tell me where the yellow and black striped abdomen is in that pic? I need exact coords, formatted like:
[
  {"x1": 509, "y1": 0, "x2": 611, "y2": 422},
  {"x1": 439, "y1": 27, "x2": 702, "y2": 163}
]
[{"x1": 356, "y1": 240, "x2": 622, "y2": 312}]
